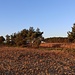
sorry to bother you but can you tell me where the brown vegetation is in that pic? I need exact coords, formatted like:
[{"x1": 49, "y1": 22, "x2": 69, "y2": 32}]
[
  {"x1": 40, "y1": 43, "x2": 75, "y2": 49},
  {"x1": 0, "y1": 47, "x2": 75, "y2": 75},
  {"x1": 0, "y1": 23, "x2": 75, "y2": 75}
]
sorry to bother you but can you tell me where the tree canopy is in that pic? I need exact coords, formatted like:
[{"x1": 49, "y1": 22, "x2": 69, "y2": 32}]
[{"x1": 5, "y1": 27, "x2": 43, "y2": 47}]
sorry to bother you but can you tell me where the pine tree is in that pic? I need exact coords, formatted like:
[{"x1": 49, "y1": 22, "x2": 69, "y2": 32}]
[{"x1": 68, "y1": 23, "x2": 75, "y2": 42}]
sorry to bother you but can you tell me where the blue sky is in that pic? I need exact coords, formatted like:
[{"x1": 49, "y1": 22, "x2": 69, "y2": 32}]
[{"x1": 0, "y1": 0, "x2": 75, "y2": 38}]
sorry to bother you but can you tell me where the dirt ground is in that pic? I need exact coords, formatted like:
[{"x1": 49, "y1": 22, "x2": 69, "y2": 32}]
[{"x1": 0, "y1": 47, "x2": 75, "y2": 75}]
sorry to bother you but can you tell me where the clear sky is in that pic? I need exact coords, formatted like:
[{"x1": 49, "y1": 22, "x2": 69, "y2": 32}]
[{"x1": 0, "y1": 0, "x2": 75, "y2": 38}]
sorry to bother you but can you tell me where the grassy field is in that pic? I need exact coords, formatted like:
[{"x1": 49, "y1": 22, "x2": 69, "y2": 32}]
[{"x1": 0, "y1": 47, "x2": 75, "y2": 75}]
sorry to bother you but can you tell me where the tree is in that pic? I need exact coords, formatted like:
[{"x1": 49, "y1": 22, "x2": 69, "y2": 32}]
[
  {"x1": 10, "y1": 33, "x2": 17, "y2": 46},
  {"x1": 0, "y1": 36, "x2": 5, "y2": 45},
  {"x1": 6, "y1": 35, "x2": 10, "y2": 45},
  {"x1": 68, "y1": 23, "x2": 75, "y2": 42},
  {"x1": 36, "y1": 28, "x2": 40, "y2": 33},
  {"x1": 29, "y1": 27, "x2": 34, "y2": 32},
  {"x1": 31, "y1": 28, "x2": 43, "y2": 48},
  {"x1": 5, "y1": 27, "x2": 43, "y2": 47},
  {"x1": 15, "y1": 31, "x2": 27, "y2": 47},
  {"x1": 32, "y1": 38, "x2": 41, "y2": 48}
]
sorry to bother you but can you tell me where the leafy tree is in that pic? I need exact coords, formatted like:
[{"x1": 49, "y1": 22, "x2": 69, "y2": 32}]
[{"x1": 68, "y1": 23, "x2": 75, "y2": 42}]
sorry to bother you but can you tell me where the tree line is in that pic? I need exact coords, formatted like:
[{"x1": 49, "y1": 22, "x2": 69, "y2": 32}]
[
  {"x1": 45, "y1": 23, "x2": 75, "y2": 43},
  {"x1": 0, "y1": 23, "x2": 75, "y2": 47},
  {"x1": 0, "y1": 27, "x2": 43, "y2": 48},
  {"x1": 44, "y1": 37, "x2": 68, "y2": 43}
]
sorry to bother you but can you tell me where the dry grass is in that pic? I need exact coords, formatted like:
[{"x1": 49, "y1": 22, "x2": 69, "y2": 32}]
[
  {"x1": 0, "y1": 47, "x2": 75, "y2": 75},
  {"x1": 40, "y1": 43, "x2": 75, "y2": 49}
]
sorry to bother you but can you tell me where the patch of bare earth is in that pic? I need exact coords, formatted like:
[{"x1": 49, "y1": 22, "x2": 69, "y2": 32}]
[{"x1": 0, "y1": 47, "x2": 75, "y2": 75}]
